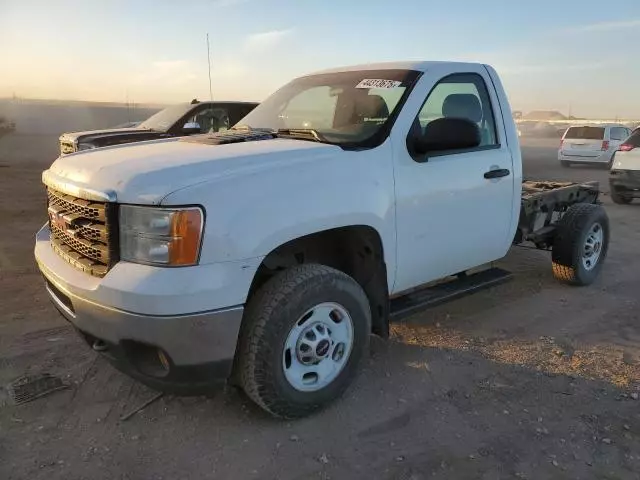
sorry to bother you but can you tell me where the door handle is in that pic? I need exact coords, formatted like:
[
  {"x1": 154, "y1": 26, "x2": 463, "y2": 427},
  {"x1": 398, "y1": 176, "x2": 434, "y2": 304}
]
[{"x1": 484, "y1": 168, "x2": 510, "y2": 179}]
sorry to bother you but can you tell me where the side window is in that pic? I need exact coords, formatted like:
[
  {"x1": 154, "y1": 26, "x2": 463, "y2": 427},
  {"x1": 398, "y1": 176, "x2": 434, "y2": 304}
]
[
  {"x1": 610, "y1": 127, "x2": 624, "y2": 141},
  {"x1": 415, "y1": 73, "x2": 498, "y2": 148},
  {"x1": 188, "y1": 107, "x2": 230, "y2": 133},
  {"x1": 609, "y1": 128, "x2": 618, "y2": 141}
]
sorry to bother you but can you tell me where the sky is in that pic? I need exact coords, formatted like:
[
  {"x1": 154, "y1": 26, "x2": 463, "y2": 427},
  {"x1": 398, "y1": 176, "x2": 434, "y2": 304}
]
[{"x1": 1, "y1": 0, "x2": 639, "y2": 118}]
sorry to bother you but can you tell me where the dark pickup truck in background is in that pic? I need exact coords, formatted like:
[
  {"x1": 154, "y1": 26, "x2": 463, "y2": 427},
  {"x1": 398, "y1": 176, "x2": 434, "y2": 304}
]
[{"x1": 58, "y1": 100, "x2": 258, "y2": 155}]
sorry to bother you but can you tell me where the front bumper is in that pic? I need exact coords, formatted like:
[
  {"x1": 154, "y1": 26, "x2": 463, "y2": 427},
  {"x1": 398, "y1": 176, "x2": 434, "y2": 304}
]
[
  {"x1": 45, "y1": 277, "x2": 243, "y2": 392},
  {"x1": 35, "y1": 224, "x2": 260, "y2": 393},
  {"x1": 610, "y1": 170, "x2": 640, "y2": 197}
]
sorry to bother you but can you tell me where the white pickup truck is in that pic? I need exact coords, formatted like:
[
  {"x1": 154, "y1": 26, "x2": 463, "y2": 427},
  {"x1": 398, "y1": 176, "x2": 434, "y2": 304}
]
[{"x1": 35, "y1": 61, "x2": 609, "y2": 418}]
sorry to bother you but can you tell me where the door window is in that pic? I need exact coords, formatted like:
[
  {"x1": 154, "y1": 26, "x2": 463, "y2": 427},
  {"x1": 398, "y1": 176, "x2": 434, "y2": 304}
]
[
  {"x1": 610, "y1": 127, "x2": 625, "y2": 141},
  {"x1": 413, "y1": 73, "x2": 498, "y2": 152}
]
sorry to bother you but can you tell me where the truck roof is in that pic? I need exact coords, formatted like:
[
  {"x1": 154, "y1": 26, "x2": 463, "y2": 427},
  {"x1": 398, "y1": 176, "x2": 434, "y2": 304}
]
[{"x1": 308, "y1": 61, "x2": 487, "y2": 75}]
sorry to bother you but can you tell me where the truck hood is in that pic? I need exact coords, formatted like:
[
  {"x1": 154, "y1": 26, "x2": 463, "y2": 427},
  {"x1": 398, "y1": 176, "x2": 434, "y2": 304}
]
[
  {"x1": 60, "y1": 127, "x2": 157, "y2": 144},
  {"x1": 45, "y1": 136, "x2": 340, "y2": 204},
  {"x1": 59, "y1": 127, "x2": 163, "y2": 143}
]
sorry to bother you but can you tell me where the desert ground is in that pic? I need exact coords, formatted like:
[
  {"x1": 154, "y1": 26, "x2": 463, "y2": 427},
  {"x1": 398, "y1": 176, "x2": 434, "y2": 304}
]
[{"x1": 0, "y1": 133, "x2": 639, "y2": 480}]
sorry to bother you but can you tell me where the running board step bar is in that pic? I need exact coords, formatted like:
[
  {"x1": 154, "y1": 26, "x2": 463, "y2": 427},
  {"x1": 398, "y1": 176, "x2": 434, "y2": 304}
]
[{"x1": 389, "y1": 267, "x2": 513, "y2": 322}]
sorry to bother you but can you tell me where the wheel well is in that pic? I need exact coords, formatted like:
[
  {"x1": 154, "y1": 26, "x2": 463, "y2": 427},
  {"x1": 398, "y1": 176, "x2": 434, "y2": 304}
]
[{"x1": 247, "y1": 226, "x2": 390, "y2": 337}]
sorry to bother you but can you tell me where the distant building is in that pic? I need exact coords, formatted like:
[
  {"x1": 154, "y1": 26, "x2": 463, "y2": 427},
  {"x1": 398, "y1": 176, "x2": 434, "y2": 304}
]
[{"x1": 523, "y1": 110, "x2": 567, "y2": 121}]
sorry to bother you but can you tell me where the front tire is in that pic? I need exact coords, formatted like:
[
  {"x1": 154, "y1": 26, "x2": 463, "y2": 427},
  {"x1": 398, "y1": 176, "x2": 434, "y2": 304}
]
[
  {"x1": 238, "y1": 264, "x2": 371, "y2": 418},
  {"x1": 551, "y1": 204, "x2": 609, "y2": 285},
  {"x1": 560, "y1": 160, "x2": 571, "y2": 168}
]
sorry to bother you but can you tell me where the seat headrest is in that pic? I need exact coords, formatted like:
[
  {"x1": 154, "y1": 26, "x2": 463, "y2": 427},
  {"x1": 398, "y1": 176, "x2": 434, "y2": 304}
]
[
  {"x1": 357, "y1": 94, "x2": 389, "y2": 120},
  {"x1": 333, "y1": 92, "x2": 390, "y2": 128},
  {"x1": 442, "y1": 94, "x2": 482, "y2": 123}
]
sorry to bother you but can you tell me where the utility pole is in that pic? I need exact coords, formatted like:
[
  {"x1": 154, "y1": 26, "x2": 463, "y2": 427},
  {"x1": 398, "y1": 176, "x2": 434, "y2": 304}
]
[{"x1": 206, "y1": 33, "x2": 213, "y2": 101}]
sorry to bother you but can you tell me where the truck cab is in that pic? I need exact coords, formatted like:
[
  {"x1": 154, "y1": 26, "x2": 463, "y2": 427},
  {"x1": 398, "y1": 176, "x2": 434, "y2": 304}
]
[{"x1": 35, "y1": 61, "x2": 608, "y2": 419}]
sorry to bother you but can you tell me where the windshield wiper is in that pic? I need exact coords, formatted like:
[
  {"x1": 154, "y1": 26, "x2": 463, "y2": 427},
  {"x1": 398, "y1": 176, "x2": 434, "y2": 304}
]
[{"x1": 276, "y1": 128, "x2": 328, "y2": 143}]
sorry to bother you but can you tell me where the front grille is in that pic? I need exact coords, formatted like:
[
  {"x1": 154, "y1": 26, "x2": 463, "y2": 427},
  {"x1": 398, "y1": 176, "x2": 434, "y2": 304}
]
[
  {"x1": 59, "y1": 141, "x2": 75, "y2": 155},
  {"x1": 47, "y1": 188, "x2": 118, "y2": 277}
]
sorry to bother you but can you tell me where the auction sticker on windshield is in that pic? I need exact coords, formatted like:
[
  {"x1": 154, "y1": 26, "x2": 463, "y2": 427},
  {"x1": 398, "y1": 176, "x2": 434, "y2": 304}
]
[{"x1": 355, "y1": 79, "x2": 402, "y2": 89}]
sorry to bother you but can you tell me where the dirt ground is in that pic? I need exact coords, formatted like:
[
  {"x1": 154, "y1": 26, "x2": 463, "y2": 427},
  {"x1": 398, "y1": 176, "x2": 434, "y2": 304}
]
[{"x1": 0, "y1": 134, "x2": 639, "y2": 480}]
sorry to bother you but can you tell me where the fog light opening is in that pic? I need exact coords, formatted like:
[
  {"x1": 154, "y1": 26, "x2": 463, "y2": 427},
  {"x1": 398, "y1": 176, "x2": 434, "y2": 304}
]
[
  {"x1": 92, "y1": 339, "x2": 108, "y2": 352},
  {"x1": 123, "y1": 341, "x2": 172, "y2": 378}
]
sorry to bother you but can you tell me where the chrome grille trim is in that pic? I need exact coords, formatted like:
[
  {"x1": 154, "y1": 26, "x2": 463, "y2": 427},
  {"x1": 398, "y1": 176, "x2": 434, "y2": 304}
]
[
  {"x1": 46, "y1": 187, "x2": 118, "y2": 277},
  {"x1": 42, "y1": 170, "x2": 117, "y2": 203}
]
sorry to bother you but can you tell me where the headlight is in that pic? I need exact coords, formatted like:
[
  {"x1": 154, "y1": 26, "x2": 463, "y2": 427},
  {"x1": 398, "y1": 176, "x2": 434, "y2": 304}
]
[
  {"x1": 119, "y1": 205, "x2": 204, "y2": 266},
  {"x1": 77, "y1": 143, "x2": 96, "y2": 151}
]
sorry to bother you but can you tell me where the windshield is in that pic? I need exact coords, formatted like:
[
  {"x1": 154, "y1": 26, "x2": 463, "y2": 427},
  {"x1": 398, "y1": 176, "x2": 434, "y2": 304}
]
[
  {"x1": 236, "y1": 69, "x2": 421, "y2": 147},
  {"x1": 565, "y1": 126, "x2": 605, "y2": 140},
  {"x1": 139, "y1": 103, "x2": 194, "y2": 131}
]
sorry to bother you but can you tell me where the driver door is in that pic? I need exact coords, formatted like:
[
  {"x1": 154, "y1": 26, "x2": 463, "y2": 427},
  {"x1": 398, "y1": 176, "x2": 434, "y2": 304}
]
[{"x1": 392, "y1": 65, "x2": 515, "y2": 293}]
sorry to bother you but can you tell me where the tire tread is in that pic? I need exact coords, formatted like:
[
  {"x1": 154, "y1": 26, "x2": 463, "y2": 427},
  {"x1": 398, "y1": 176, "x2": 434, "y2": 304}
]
[
  {"x1": 551, "y1": 203, "x2": 608, "y2": 285},
  {"x1": 238, "y1": 264, "x2": 369, "y2": 418}
]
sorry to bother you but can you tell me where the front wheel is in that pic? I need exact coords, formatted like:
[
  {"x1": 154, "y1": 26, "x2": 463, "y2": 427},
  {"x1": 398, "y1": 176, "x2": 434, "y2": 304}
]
[
  {"x1": 237, "y1": 264, "x2": 371, "y2": 418},
  {"x1": 560, "y1": 160, "x2": 571, "y2": 168},
  {"x1": 551, "y1": 204, "x2": 609, "y2": 285}
]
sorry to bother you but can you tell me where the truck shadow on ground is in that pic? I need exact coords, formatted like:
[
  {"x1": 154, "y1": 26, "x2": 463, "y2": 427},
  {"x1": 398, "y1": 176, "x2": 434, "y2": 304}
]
[
  {"x1": 3, "y1": 331, "x2": 638, "y2": 480},
  {"x1": 2, "y1": 251, "x2": 639, "y2": 480}
]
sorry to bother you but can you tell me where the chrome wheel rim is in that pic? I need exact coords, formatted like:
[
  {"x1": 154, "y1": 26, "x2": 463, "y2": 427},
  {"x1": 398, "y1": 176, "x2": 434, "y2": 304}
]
[
  {"x1": 582, "y1": 222, "x2": 603, "y2": 271},
  {"x1": 282, "y1": 302, "x2": 354, "y2": 392}
]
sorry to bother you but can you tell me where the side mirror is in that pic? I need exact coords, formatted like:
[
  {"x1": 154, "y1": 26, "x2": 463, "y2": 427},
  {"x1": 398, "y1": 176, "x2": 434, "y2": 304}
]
[
  {"x1": 414, "y1": 117, "x2": 481, "y2": 157},
  {"x1": 182, "y1": 122, "x2": 201, "y2": 134}
]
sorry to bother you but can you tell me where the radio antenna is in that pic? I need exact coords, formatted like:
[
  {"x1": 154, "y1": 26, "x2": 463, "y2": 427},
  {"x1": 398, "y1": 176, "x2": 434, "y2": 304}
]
[{"x1": 206, "y1": 33, "x2": 213, "y2": 101}]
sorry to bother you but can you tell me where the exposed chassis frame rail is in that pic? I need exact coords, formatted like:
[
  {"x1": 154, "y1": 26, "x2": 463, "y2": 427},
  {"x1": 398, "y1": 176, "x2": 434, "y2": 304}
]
[{"x1": 516, "y1": 180, "x2": 600, "y2": 248}]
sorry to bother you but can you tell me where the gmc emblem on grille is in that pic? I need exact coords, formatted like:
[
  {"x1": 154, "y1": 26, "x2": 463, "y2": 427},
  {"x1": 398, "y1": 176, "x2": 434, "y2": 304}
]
[{"x1": 48, "y1": 207, "x2": 72, "y2": 234}]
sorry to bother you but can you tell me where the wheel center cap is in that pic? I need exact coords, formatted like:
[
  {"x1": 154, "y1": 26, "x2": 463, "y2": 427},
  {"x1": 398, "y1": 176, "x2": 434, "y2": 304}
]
[{"x1": 316, "y1": 339, "x2": 330, "y2": 357}]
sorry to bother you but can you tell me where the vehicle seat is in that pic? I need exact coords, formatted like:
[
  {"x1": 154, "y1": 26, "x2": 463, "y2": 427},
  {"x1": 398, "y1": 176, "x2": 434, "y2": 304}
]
[
  {"x1": 333, "y1": 92, "x2": 389, "y2": 129},
  {"x1": 195, "y1": 113, "x2": 215, "y2": 133},
  {"x1": 442, "y1": 93, "x2": 490, "y2": 145},
  {"x1": 356, "y1": 94, "x2": 389, "y2": 123},
  {"x1": 441, "y1": 93, "x2": 482, "y2": 123}
]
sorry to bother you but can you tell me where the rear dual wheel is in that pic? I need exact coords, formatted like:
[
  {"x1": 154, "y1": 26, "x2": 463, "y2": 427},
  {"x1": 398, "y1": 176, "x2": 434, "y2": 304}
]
[
  {"x1": 552, "y1": 203, "x2": 609, "y2": 285},
  {"x1": 237, "y1": 264, "x2": 371, "y2": 418}
]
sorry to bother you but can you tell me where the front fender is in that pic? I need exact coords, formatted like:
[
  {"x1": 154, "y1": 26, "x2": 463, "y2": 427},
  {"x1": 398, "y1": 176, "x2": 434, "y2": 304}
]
[{"x1": 161, "y1": 142, "x2": 398, "y2": 287}]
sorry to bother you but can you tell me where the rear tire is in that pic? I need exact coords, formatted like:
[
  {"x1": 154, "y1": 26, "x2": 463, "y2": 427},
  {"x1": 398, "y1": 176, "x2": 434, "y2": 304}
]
[
  {"x1": 551, "y1": 204, "x2": 609, "y2": 286},
  {"x1": 610, "y1": 188, "x2": 633, "y2": 205},
  {"x1": 560, "y1": 161, "x2": 571, "y2": 168},
  {"x1": 238, "y1": 264, "x2": 371, "y2": 418}
]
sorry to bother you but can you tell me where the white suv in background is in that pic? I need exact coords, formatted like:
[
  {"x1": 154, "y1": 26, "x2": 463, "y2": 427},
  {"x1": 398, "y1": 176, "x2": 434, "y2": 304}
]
[
  {"x1": 610, "y1": 128, "x2": 640, "y2": 204},
  {"x1": 558, "y1": 124, "x2": 632, "y2": 168}
]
